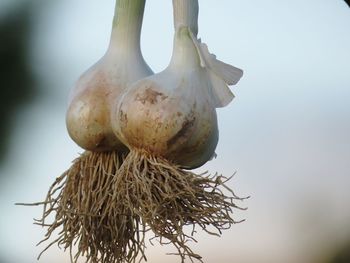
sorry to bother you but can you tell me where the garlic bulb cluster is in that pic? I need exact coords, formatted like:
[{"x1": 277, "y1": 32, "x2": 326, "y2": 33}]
[
  {"x1": 112, "y1": 0, "x2": 242, "y2": 168},
  {"x1": 27, "y1": 0, "x2": 245, "y2": 263},
  {"x1": 66, "y1": 0, "x2": 152, "y2": 151}
]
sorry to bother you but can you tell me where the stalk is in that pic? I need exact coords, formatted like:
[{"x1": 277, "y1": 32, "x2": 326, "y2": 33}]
[
  {"x1": 173, "y1": 0, "x2": 199, "y2": 36},
  {"x1": 108, "y1": 0, "x2": 146, "y2": 56},
  {"x1": 170, "y1": 0, "x2": 201, "y2": 70}
]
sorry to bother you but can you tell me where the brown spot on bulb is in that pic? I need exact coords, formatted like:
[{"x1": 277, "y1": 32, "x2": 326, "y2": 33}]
[
  {"x1": 119, "y1": 109, "x2": 128, "y2": 125},
  {"x1": 135, "y1": 87, "x2": 168, "y2": 104},
  {"x1": 167, "y1": 116, "x2": 196, "y2": 148}
]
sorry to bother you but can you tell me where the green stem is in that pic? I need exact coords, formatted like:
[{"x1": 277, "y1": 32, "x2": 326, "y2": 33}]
[
  {"x1": 109, "y1": 0, "x2": 146, "y2": 54},
  {"x1": 173, "y1": 0, "x2": 199, "y2": 36},
  {"x1": 170, "y1": 0, "x2": 201, "y2": 69}
]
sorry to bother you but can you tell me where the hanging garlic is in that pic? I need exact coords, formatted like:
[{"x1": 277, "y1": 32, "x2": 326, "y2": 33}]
[
  {"x1": 21, "y1": 1, "x2": 153, "y2": 263},
  {"x1": 108, "y1": 0, "x2": 245, "y2": 261},
  {"x1": 67, "y1": 0, "x2": 152, "y2": 151},
  {"x1": 112, "y1": 0, "x2": 242, "y2": 168}
]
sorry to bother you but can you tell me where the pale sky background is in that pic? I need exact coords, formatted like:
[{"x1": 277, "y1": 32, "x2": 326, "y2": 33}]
[{"x1": 0, "y1": 1, "x2": 350, "y2": 263}]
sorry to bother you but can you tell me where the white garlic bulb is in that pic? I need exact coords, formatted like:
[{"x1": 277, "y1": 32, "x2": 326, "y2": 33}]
[
  {"x1": 112, "y1": 0, "x2": 243, "y2": 168},
  {"x1": 66, "y1": 0, "x2": 152, "y2": 151}
]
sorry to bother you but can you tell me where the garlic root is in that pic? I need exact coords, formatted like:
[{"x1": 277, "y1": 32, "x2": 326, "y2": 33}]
[
  {"x1": 28, "y1": 151, "x2": 148, "y2": 263},
  {"x1": 32, "y1": 149, "x2": 244, "y2": 263},
  {"x1": 110, "y1": 150, "x2": 246, "y2": 262}
]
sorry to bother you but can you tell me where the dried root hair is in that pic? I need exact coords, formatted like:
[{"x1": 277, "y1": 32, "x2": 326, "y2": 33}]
[
  {"x1": 18, "y1": 149, "x2": 247, "y2": 263},
  {"x1": 110, "y1": 150, "x2": 247, "y2": 263},
  {"x1": 18, "y1": 151, "x2": 147, "y2": 263}
]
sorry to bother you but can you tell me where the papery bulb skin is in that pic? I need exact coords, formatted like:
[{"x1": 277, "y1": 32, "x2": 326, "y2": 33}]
[
  {"x1": 113, "y1": 27, "x2": 218, "y2": 169},
  {"x1": 67, "y1": 63, "x2": 123, "y2": 151},
  {"x1": 116, "y1": 78, "x2": 218, "y2": 169},
  {"x1": 66, "y1": 0, "x2": 152, "y2": 152}
]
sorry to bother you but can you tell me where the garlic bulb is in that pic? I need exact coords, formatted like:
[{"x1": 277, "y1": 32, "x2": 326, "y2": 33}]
[
  {"x1": 25, "y1": 2, "x2": 153, "y2": 263},
  {"x1": 67, "y1": 0, "x2": 152, "y2": 151},
  {"x1": 107, "y1": 0, "x2": 245, "y2": 261},
  {"x1": 112, "y1": 0, "x2": 243, "y2": 168}
]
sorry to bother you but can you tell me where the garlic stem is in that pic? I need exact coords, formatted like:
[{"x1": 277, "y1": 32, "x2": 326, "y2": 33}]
[
  {"x1": 173, "y1": 0, "x2": 199, "y2": 36},
  {"x1": 108, "y1": 0, "x2": 146, "y2": 55},
  {"x1": 170, "y1": 0, "x2": 200, "y2": 70}
]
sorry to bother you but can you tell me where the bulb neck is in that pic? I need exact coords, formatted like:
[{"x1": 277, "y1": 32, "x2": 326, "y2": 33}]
[
  {"x1": 170, "y1": 0, "x2": 201, "y2": 70},
  {"x1": 107, "y1": 0, "x2": 146, "y2": 57},
  {"x1": 169, "y1": 27, "x2": 201, "y2": 70}
]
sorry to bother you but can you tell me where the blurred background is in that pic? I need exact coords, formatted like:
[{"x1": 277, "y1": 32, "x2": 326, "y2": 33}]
[{"x1": 0, "y1": 0, "x2": 349, "y2": 262}]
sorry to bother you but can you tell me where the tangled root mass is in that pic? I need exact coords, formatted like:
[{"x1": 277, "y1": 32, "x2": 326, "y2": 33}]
[
  {"x1": 19, "y1": 151, "x2": 146, "y2": 263},
  {"x1": 18, "y1": 150, "x2": 246, "y2": 263},
  {"x1": 110, "y1": 150, "x2": 246, "y2": 262}
]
